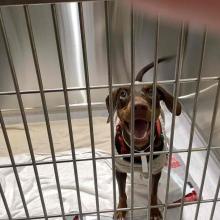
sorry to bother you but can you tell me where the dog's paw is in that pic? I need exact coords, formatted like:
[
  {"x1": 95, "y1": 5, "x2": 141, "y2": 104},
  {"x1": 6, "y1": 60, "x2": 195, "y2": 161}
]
[
  {"x1": 114, "y1": 210, "x2": 126, "y2": 220},
  {"x1": 150, "y1": 208, "x2": 162, "y2": 220},
  {"x1": 114, "y1": 196, "x2": 127, "y2": 220}
]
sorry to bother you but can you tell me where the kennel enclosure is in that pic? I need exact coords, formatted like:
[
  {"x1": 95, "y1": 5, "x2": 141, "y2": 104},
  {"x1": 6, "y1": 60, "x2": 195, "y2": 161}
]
[{"x1": 0, "y1": 0, "x2": 220, "y2": 220}]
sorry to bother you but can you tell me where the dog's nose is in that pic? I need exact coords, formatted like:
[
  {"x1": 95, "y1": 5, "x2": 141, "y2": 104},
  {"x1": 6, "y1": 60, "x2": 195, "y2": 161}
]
[{"x1": 134, "y1": 104, "x2": 148, "y2": 112}]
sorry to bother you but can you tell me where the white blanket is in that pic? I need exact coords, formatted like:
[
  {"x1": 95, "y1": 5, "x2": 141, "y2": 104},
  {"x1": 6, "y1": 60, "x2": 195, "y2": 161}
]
[{"x1": 0, "y1": 148, "x2": 196, "y2": 220}]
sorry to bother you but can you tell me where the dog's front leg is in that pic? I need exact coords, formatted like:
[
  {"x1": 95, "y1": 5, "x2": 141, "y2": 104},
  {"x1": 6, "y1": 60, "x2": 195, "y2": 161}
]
[
  {"x1": 115, "y1": 170, "x2": 127, "y2": 220},
  {"x1": 150, "y1": 172, "x2": 162, "y2": 220}
]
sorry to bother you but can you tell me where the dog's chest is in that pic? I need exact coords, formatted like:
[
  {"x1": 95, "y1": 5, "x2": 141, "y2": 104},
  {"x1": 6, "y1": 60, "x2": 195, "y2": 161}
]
[{"x1": 114, "y1": 119, "x2": 164, "y2": 164}]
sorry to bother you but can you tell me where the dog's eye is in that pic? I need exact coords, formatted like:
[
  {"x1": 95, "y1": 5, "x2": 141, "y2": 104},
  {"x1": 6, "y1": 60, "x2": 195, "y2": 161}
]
[
  {"x1": 147, "y1": 88, "x2": 153, "y2": 97},
  {"x1": 120, "y1": 90, "x2": 128, "y2": 100}
]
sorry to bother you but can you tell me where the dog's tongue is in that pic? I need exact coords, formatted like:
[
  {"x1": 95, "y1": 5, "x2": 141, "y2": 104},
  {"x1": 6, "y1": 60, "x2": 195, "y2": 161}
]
[{"x1": 134, "y1": 120, "x2": 148, "y2": 138}]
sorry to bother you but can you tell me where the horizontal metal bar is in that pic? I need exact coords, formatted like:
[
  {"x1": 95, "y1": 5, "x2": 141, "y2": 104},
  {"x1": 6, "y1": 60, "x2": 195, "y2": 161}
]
[
  {"x1": 0, "y1": 0, "x2": 110, "y2": 6},
  {"x1": 0, "y1": 145, "x2": 220, "y2": 169},
  {"x1": 0, "y1": 77, "x2": 219, "y2": 96},
  {"x1": 0, "y1": 102, "x2": 104, "y2": 115},
  {"x1": 10, "y1": 198, "x2": 220, "y2": 220}
]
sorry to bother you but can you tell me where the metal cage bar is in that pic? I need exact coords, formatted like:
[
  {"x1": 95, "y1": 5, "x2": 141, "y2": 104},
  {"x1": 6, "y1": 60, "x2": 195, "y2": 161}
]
[
  {"x1": 178, "y1": 29, "x2": 207, "y2": 220},
  {"x1": 0, "y1": 181, "x2": 12, "y2": 219},
  {"x1": 0, "y1": 110, "x2": 30, "y2": 219},
  {"x1": 0, "y1": 0, "x2": 109, "y2": 6},
  {"x1": 0, "y1": 8, "x2": 48, "y2": 219},
  {"x1": 194, "y1": 79, "x2": 220, "y2": 220},
  {"x1": 209, "y1": 176, "x2": 220, "y2": 220},
  {"x1": 50, "y1": 4, "x2": 83, "y2": 219},
  {"x1": 8, "y1": 197, "x2": 220, "y2": 220},
  {"x1": 104, "y1": 1, "x2": 117, "y2": 219},
  {"x1": 147, "y1": 16, "x2": 160, "y2": 220},
  {"x1": 4, "y1": 3, "x2": 67, "y2": 219},
  {"x1": 25, "y1": 5, "x2": 76, "y2": 219},
  {"x1": 0, "y1": 1, "x2": 219, "y2": 220},
  {"x1": 0, "y1": 76, "x2": 219, "y2": 97},
  {"x1": 130, "y1": 3, "x2": 135, "y2": 219},
  {"x1": 78, "y1": 2, "x2": 101, "y2": 219},
  {"x1": 8, "y1": 4, "x2": 67, "y2": 219},
  {"x1": 1, "y1": 146, "x2": 220, "y2": 169},
  {"x1": 163, "y1": 22, "x2": 186, "y2": 220}
]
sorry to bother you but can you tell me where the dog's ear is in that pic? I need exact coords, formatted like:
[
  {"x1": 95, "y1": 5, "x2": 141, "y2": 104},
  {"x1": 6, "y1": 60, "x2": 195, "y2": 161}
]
[
  {"x1": 105, "y1": 89, "x2": 120, "y2": 123},
  {"x1": 157, "y1": 85, "x2": 182, "y2": 116}
]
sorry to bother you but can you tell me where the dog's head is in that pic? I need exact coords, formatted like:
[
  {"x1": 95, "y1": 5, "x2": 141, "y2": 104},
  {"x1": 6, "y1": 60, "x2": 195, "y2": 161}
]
[{"x1": 106, "y1": 85, "x2": 181, "y2": 148}]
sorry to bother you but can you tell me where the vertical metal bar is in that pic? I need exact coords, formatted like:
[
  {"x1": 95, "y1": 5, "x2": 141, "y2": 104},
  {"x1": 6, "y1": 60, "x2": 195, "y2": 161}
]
[
  {"x1": 104, "y1": 2, "x2": 117, "y2": 219},
  {"x1": 130, "y1": 3, "x2": 135, "y2": 219},
  {"x1": 0, "y1": 110, "x2": 29, "y2": 219},
  {"x1": 147, "y1": 17, "x2": 160, "y2": 220},
  {"x1": 0, "y1": 8, "x2": 49, "y2": 219},
  {"x1": 194, "y1": 79, "x2": 220, "y2": 220},
  {"x1": 24, "y1": 5, "x2": 66, "y2": 220},
  {"x1": 22, "y1": 6, "x2": 53, "y2": 219},
  {"x1": 50, "y1": 4, "x2": 83, "y2": 219},
  {"x1": 163, "y1": 23, "x2": 186, "y2": 220},
  {"x1": 0, "y1": 181, "x2": 12, "y2": 219},
  {"x1": 209, "y1": 175, "x2": 220, "y2": 220},
  {"x1": 78, "y1": 3, "x2": 100, "y2": 220},
  {"x1": 179, "y1": 30, "x2": 207, "y2": 220}
]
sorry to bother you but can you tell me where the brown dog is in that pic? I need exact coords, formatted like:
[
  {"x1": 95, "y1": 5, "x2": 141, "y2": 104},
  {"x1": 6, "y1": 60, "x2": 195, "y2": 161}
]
[{"x1": 105, "y1": 57, "x2": 181, "y2": 220}]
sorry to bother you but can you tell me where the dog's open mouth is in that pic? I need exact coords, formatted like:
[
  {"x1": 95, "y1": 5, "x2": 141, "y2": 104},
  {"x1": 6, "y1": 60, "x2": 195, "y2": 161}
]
[{"x1": 124, "y1": 119, "x2": 151, "y2": 146}]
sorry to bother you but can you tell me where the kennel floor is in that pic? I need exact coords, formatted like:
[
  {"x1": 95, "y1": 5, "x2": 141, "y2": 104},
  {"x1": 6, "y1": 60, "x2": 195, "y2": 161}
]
[{"x1": 0, "y1": 109, "x2": 219, "y2": 220}]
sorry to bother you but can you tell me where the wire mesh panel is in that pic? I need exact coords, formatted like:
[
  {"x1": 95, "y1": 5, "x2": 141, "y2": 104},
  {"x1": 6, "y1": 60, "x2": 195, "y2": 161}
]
[{"x1": 0, "y1": 0, "x2": 220, "y2": 220}]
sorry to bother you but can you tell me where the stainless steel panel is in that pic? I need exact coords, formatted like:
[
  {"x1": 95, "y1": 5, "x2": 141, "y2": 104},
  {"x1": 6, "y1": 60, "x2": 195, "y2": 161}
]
[
  {"x1": 0, "y1": 1, "x2": 178, "y2": 110},
  {"x1": 180, "y1": 26, "x2": 220, "y2": 159}
]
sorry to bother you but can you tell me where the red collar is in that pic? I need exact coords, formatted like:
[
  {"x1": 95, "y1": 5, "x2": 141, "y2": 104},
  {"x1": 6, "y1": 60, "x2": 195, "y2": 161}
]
[{"x1": 116, "y1": 119, "x2": 162, "y2": 154}]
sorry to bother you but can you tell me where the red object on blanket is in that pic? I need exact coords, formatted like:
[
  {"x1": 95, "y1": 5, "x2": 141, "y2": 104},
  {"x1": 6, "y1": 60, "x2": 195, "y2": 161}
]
[
  {"x1": 168, "y1": 189, "x2": 198, "y2": 209},
  {"x1": 164, "y1": 154, "x2": 199, "y2": 209},
  {"x1": 183, "y1": 190, "x2": 198, "y2": 202}
]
